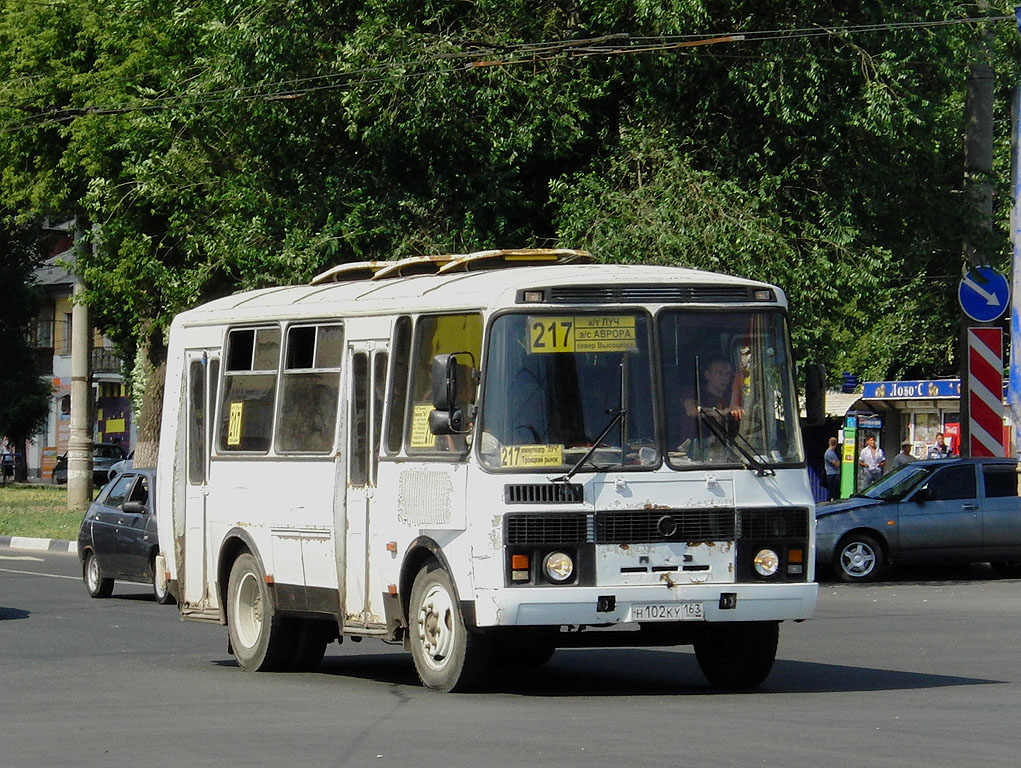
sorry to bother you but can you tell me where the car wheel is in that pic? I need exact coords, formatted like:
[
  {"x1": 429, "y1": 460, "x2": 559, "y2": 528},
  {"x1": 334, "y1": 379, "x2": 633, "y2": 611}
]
[
  {"x1": 83, "y1": 550, "x2": 114, "y2": 598},
  {"x1": 151, "y1": 556, "x2": 176, "y2": 605},
  {"x1": 693, "y1": 621, "x2": 779, "y2": 688},
  {"x1": 835, "y1": 533, "x2": 884, "y2": 583},
  {"x1": 408, "y1": 561, "x2": 490, "y2": 692},
  {"x1": 990, "y1": 561, "x2": 1021, "y2": 578},
  {"x1": 226, "y1": 553, "x2": 296, "y2": 671}
]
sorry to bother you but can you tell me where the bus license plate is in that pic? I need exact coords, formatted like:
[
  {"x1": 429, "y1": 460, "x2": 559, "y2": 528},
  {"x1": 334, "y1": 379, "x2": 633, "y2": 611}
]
[{"x1": 630, "y1": 602, "x2": 704, "y2": 621}]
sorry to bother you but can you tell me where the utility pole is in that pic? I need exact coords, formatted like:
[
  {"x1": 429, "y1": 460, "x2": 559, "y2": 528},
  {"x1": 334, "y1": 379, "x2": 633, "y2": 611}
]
[
  {"x1": 67, "y1": 231, "x2": 93, "y2": 512},
  {"x1": 958, "y1": 6, "x2": 996, "y2": 458}
]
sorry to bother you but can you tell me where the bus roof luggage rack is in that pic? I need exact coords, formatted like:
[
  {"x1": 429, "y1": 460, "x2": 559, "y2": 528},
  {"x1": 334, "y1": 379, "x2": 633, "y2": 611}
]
[{"x1": 310, "y1": 248, "x2": 593, "y2": 285}]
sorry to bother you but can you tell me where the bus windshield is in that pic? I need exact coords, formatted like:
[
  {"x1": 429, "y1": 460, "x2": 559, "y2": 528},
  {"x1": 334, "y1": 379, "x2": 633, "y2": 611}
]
[
  {"x1": 659, "y1": 309, "x2": 803, "y2": 468},
  {"x1": 478, "y1": 308, "x2": 803, "y2": 472},
  {"x1": 479, "y1": 312, "x2": 656, "y2": 471}
]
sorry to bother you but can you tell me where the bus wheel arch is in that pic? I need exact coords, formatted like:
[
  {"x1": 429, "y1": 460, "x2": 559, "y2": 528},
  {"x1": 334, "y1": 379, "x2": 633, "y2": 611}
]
[
  {"x1": 398, "y1": 537, "x2": 459, "y2": 632},
  {"x1": 407, "y1": 559, "x2": 490, "y2": 692}
]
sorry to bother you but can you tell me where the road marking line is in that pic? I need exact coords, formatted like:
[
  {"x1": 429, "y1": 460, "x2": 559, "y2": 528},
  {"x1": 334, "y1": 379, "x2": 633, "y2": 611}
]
[
  {"x1": 0, "y1": 555, "x2": 44, "y2": 562},
  {"x1": 0, "y1": 567, "x2": 79, "y2": 580}
]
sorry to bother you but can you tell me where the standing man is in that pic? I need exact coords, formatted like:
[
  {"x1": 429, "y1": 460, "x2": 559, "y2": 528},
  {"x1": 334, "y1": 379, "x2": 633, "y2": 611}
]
[
  {"x1": 858, "y1": 434, "x2": 885, "y2": 486},
  {"x1": 891, "y1": 441, "x2": 916, "y2": 470},
  {"x1": 823, "y1": 437, "x2": 841, "y2": 500},
  {"x1": 927, "y1": 432, "x2": 952, "y2": 459}
]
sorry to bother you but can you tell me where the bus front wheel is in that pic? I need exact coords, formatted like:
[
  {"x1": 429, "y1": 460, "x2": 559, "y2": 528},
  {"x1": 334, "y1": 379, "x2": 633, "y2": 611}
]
[
  {"x1": 408, "y1": 562, "x2": 490, "y2": 692},
  {"x1": 227, "y1": 553, "x2": 294, "y2": 672},
  {"x1": 693, "y1": 621, "x2": 779, "y2": 688}
]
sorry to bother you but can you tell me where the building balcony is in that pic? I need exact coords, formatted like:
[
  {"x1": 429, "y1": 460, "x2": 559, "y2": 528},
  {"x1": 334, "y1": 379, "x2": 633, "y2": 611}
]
[{"x1": 92, "y1": 347, "x2": 123, "y2": 374}]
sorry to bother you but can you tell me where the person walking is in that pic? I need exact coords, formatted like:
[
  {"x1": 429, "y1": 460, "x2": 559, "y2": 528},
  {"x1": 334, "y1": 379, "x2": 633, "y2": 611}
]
[
  {"x1": 823, "y1": 437, "x2": 841, "y2": 500},
  {"x1": 857, "y1": 435, "x2": 885, "y2": 486}
]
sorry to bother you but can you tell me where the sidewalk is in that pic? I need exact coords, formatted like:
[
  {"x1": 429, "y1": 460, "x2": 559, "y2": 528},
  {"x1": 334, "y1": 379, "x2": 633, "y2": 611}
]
[{"x1": 0, "y1": 535, "x2": 77, "y2": 554}]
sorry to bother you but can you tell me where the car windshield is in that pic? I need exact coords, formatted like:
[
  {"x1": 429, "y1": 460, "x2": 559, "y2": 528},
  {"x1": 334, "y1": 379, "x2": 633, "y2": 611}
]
[{"x1": 856, "y1": 463, "x2": 933, "y2": 501}]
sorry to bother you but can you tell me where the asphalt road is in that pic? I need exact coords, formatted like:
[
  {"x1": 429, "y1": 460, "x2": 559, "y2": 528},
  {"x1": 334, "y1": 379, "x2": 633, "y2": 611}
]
[{"x1": 2, "y1": 548, "x2": 1019, "y2": 768}]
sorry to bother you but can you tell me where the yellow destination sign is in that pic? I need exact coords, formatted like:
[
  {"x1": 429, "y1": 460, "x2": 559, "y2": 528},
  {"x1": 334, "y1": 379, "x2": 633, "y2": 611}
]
[
  {"x1": 227, "y1": 402, "x2": 244, "y2": 446},
  {"x1": 528, "y1": 315, "x2": 636, "y2": 354},
  {"x1": 409, "y1": 404, "x2": 437, "y2": 448},
  {"x1": 500, "y1": 444, "x2": 564, "y2": 468}
]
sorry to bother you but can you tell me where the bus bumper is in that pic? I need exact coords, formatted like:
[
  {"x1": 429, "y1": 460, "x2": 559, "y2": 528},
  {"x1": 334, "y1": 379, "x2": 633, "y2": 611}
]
[{"x1": 473, "y1": 581, "x2": 818, "y2": 627}]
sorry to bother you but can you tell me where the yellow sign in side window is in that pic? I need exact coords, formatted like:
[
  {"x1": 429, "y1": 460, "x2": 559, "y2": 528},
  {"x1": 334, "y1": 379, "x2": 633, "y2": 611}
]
[
  {"x1": 499, "y1": 444, "x2": 564, "y2": 468},
  {"x1": 409, "y1": 404, "x2": 437, "y2": 449},
  {"x1": 227, "y1": 402, "x2": 244, "y2": 446},
  {"x1": 529, "y1": 315, "x2": 637, "y2": 354}
]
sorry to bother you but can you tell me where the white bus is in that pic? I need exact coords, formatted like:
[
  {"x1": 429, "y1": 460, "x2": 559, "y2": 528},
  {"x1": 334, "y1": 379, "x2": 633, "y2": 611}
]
[{"x1": 156, "y1": 248, "x2": 817, "y2": 691}]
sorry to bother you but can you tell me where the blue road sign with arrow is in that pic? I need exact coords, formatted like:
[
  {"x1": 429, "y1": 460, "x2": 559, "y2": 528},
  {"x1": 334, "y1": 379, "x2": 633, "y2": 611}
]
[{"x1": 959, "y1": 266, "x2": 1010, "y2": 323}]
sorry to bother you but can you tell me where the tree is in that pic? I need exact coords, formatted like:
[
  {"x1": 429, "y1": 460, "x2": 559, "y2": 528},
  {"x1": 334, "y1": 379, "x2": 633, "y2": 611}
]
[
  {"x1": 0, "y1": 214, "x2": 51, "y2": 480},
  {"x1": 0, "y1": 0, "x2": 1018, "y2": 457}
]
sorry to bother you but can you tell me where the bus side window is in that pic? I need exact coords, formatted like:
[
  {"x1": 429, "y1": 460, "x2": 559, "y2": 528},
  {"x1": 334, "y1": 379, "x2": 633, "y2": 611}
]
[
  {"x1": 385, "y1": 316, "x2": 411, "y2": 455},
  {"x1": 350, "y1": 352, "x2": 370, "y2": 486},
  {"x1": 276, "y1": 324, "x2": 343, "y2": 454},
  {"x1": 407, "y1": 313, "x2": 482, "y2": 455},
  {"x1": 219, "y1": 327, "x2": 280, "y2": 453}
]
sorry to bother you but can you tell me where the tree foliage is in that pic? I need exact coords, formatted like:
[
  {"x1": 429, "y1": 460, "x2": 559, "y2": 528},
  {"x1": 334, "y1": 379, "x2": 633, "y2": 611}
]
[
  {"x1": 0, "y1": 213, "x2": 51, "y2": 464},
  {"x1": 0, "y1": 0, "x2": 1018, "y2": 445}
]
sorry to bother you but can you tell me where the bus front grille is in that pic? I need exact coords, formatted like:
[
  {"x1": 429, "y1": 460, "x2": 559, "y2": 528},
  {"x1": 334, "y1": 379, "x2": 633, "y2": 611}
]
[
  {"x1": 594, "y1": 509, "x2": 736, "y2": 544},
  {"x1": 737, "y1": 508, "x2": 810, "y2": 539},
  {"x1": 505, "y1": 513, "x2": 590, "y2": 545},
  {"x1": 504, "y1": 483, "x2": 584, "y2": 504}
]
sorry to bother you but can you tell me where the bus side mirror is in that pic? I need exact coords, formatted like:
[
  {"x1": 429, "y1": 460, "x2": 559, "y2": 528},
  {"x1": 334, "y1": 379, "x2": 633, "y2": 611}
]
[
  {"x1": 430, "y1": 353, "x2": 470, "y2": 435},
  {"x1": 432, "y1": 353, "x2": 459, "y2": 412}
]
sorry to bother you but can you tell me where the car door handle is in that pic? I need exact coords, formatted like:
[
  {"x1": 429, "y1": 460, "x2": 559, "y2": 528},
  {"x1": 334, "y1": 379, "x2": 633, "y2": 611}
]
[{"x1": 961, "y1": 503, "x2": 978, "y2": 511}]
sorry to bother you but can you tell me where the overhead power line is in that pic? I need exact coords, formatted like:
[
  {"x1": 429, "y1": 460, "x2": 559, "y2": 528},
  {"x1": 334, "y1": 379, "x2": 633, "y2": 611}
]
[{"x1": 0, "y1": 13, "x2": 1014, "y2": 133}]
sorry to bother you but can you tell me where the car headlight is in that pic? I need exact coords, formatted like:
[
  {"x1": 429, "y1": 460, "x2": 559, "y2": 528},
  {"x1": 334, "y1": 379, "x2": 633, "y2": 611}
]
[
  {"x1": 543, "y1": 552, "x2": 574, "y2": 583},
  {"x1": 753, "y1": 548, "x2": 780, "y2": 577}
]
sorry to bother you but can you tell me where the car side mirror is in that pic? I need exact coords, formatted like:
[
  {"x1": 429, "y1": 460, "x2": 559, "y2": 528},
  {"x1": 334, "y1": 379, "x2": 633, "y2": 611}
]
[
  {"x1": 122, "y1": 500, "x2": 146, "y2": 514},
  {"x1": 912, "y1": 487, "x2": 929, "y2": 503}
]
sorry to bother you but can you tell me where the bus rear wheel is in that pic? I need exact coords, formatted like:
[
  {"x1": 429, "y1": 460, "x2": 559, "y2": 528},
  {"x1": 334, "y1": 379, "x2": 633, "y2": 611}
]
[
  {"x1": 227, "y1": 553, "x2": 295, "y2": 672},
  {"x1": 409, "y1": 562, "x2": 490, "y2": 692},
  {"x1": 693, "y1": 621, "x2": 779, "y2": 688}
]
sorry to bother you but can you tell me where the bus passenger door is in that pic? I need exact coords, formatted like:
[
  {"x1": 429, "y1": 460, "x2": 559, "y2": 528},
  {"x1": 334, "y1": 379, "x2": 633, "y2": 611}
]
[
  {"x1": 183, "y1": 351, "x2": 219, "y2": 606},
  {"x1": 344, "y1": 343, "x2": 387, "y2": 627}
]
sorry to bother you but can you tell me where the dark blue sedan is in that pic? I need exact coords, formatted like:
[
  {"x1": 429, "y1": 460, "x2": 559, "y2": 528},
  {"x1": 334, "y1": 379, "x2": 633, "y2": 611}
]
[
  {"x1": 816, "y1": 458, "x2": 1021, "y2": 582},
  {"x1": 77, "y1": 467, "x2": 174, "y2": 604}
]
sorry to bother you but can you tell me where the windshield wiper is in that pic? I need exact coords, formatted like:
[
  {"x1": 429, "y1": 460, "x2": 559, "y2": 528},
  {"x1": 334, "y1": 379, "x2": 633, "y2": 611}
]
[
  {"x1": 552, "y1": 408, "x2": 627, "y2": 483},
  {"x1": 697, "y1": 407, "x2": 775, "y2": 477}
]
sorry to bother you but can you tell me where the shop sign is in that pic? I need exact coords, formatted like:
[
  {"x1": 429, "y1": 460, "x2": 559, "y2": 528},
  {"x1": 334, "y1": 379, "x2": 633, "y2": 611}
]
[{"x1": 863, "y1": 380, "x2": 961, "y2": 399}]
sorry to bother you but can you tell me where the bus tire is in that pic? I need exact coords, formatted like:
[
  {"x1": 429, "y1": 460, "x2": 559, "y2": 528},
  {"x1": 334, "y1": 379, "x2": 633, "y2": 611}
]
[
  {"x1": 290, "y1": 619, "x2": 334, "y2": 672},
  {"x1": 227, "y1": 553, "x2": 295, "y2": 672},
  {"x1": 694, "y1": 621, "x2": 779, "y2": 688},
  {"x1": 409, "y1": 562, "x2": 490, "y2": 692}
]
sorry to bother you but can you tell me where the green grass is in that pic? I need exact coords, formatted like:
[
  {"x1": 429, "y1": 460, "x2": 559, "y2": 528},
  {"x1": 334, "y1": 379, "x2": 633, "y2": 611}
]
[{"x1": 0, "y1": 484, "x2": 83, "y2": 541}]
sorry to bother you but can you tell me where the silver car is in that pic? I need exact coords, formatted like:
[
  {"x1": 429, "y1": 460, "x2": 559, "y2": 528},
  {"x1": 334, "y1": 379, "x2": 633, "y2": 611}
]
[{"x1": 816, "y1": 458, "x2": 1021, "y2": 582}]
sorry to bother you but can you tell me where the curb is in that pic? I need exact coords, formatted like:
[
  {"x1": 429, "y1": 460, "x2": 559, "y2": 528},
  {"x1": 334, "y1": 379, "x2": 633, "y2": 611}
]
[{"x1": 0, "y1": 535, "x2": 78, "y2": 555}]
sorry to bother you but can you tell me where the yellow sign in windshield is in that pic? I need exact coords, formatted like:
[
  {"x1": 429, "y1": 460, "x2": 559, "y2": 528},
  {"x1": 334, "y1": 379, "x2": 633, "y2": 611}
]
[
  {"x1": 528, "y1": 316, "x2": 637, "y2": 353},
  {"x1": 500, "y1": 444, "x2": 564, "y2": 468}
]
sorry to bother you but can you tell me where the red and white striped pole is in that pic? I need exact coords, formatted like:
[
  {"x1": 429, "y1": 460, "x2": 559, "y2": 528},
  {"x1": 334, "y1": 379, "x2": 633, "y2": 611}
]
[{"x1": 968, "y1": 327, "x2": 1004, "y2": 457}]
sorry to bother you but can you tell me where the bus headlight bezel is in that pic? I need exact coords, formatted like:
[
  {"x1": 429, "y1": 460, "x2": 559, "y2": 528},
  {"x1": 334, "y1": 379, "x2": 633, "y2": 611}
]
[
  {"x1": 543, "y1": 551, "x2": 575, "y2": 583},
  {"x1": 753, "y1": 548, "x2": 780, "y2": 578}
]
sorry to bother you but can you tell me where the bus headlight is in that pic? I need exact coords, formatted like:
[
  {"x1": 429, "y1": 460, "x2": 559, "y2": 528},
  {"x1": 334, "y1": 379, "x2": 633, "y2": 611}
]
[
  {"x1": 543, "y1": 552, "x2": 575, "y2": 583},
  {"x1": 753, "y1": 548, "x2": 780, "y2": 577}
]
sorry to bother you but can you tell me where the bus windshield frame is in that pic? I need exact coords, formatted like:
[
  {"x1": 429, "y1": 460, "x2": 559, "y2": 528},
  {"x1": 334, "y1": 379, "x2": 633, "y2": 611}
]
[{"x1": 477, "y1": 307, "x2": 804, "y2": 473}]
